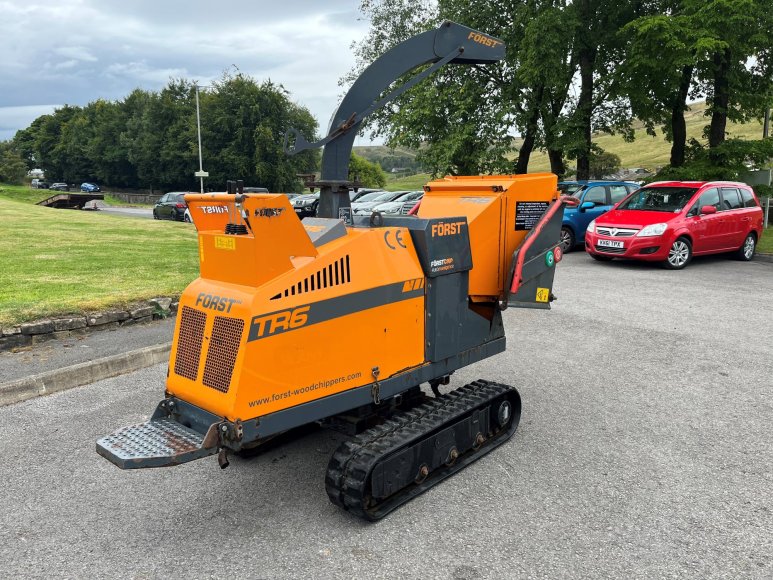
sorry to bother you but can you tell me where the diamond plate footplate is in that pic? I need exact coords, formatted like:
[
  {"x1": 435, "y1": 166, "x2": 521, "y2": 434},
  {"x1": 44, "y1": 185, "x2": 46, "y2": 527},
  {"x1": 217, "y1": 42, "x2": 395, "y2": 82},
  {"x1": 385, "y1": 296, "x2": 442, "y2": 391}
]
[{"x1": 96, "y1": 417, "x2": 217, "y2": 469}]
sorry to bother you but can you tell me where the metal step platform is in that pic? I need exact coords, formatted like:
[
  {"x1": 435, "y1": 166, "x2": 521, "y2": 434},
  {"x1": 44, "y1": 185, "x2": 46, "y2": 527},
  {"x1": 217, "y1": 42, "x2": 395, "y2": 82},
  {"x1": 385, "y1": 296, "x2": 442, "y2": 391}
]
[{"x1": 96, "y1": 417, "x2": 216, "y2": 469}]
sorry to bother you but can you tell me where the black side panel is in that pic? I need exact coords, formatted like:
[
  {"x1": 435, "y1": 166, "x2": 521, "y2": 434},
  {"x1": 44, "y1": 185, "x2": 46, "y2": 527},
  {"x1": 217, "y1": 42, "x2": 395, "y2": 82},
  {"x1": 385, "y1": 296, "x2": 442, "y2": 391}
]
[{"x1": 425, "y1": 273, "x2": 496, "y2": 361}]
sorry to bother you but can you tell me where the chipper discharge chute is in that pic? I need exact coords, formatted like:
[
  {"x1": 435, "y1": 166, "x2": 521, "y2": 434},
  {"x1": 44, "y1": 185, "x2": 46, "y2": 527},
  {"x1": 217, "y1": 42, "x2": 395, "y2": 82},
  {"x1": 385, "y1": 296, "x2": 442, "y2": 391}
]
[{"x1": 97, "y1": 21, "x2": 574, "y2": 520}]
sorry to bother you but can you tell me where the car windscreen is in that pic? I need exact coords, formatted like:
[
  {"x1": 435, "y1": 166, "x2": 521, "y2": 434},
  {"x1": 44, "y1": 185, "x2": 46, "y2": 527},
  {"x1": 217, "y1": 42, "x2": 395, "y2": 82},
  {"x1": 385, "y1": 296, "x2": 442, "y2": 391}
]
[
  {"x1": 558, "y1": 183, "x2": 584, "y2": 196},
  {"x1": 174, "y1": 194, "x2": 187, "y2": 202},
  {"x1": 375, "y1": 191, "x2": 404, "y2": 202},
  {"x1": 616, "y1": 186, "x2": 698, "y2": 212},
  {"x1": 356, "y1": 191, "x2": 388, "y2": 202}
]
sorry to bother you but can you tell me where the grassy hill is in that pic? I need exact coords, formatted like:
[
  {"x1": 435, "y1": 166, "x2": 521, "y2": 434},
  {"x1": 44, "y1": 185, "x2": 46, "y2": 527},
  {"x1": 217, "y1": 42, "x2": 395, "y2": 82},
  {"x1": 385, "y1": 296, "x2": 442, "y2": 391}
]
[
  {"x1": 359, "y1": 101, "x2": 768, "y2": 178},
  {"x1": 521, "y1": 101, "x2": 766, "y2": 173}
]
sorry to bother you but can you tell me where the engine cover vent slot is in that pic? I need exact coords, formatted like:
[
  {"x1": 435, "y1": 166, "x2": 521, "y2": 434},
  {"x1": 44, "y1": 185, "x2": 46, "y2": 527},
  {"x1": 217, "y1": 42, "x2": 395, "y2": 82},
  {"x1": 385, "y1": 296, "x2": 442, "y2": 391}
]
[
  {"x1": 202, "y1": 316, "x2": 245, "y2": 393},
  {"x1": 271, "y1": 255, "x2": 350, "y2": 300},
  {"x1": 173, "y1": 306, "x2": 207, "y2": 381}
]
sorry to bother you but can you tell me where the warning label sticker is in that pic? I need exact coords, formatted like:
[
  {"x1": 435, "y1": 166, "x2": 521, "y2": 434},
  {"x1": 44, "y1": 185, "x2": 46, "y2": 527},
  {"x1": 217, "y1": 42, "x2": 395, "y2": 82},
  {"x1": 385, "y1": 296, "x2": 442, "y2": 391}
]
[{"x1": 515, "y1": 201, "x2": 550, "y2": 230}]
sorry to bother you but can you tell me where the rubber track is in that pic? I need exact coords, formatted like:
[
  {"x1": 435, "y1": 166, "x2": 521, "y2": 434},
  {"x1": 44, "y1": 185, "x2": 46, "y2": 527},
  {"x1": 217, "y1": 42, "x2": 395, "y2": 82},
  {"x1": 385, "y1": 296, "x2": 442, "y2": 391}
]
[{"x1": 325, "y1": 379, "x2": 518, "y2": 520}]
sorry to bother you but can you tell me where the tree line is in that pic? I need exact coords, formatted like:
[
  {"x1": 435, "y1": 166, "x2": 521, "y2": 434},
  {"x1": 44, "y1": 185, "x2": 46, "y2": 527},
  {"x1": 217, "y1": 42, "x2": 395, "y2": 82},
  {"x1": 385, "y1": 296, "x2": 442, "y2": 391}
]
[
  {"x1": 5, "y1": 74, "x2": 323, "y2": 191},
  {"x1": 348, "y1": 0, "x2": 773, "y2": 180}
]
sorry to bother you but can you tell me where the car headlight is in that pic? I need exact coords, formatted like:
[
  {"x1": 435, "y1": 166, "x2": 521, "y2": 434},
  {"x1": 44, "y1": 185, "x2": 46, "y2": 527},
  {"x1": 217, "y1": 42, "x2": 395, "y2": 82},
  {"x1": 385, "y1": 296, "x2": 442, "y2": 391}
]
[
  {"x1": 382, "y1": 206, "x2": 400, "y2": 214},
  {"x1": 637, "y1": 223, "x2": 667, "y2": 237},
  {"x1": 587, "y1": 219, "x2": 596, "y2": 234}
]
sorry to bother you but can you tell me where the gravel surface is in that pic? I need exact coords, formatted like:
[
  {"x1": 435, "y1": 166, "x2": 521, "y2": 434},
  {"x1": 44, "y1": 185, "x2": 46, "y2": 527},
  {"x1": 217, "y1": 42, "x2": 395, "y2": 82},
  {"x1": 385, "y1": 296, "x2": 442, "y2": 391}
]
[{"x1": 1, "y1": 252, "x2": 771, "y2": 579}]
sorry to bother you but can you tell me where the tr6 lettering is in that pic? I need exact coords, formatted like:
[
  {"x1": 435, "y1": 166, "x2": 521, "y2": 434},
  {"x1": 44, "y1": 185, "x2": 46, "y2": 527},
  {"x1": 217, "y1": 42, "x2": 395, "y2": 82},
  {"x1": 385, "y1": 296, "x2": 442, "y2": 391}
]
[
  {"x1": 250, "y1": 305, "x2": 310, "y2": 339},
  {"x1": 195, "y1": 292, "x2": 241, "y2": 313},
  {"x1": 431, "y1": 221, "x2": 466, "y2": 237}
]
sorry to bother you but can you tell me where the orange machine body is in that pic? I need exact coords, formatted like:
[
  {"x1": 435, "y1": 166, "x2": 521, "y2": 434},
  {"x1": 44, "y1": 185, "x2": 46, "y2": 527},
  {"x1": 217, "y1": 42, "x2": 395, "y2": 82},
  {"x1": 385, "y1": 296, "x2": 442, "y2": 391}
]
[
  {"x1": 418, "y1": 173, "x2": 558, "y2": 302},
  {"x1": 170, "y1": 173, "x2": 557, "y2": 423}
]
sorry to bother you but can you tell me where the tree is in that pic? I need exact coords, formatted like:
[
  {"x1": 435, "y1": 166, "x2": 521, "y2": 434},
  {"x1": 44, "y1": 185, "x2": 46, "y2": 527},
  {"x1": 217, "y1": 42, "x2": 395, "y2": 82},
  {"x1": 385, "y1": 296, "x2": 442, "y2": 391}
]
[
  {"x1": 686, "y1": 0, "x2": 773, "y2": 152},
  {"x1": 589, "y1": 147, "x2": 621, "y2": 178},
  {"x1": 348, "y1": 0, "x2": 576, "y2": 177},
  {"x1": 0, "y1": 143, "x2": 27, "y2": 184},
  {"x1": 349, "y1": 153, "x2": 387, "y2": 187},
  {"x1": 564, "y1": 0, "x2": 644, "y2": 180},
  {"x1": 618, "y1": 6, "x2": 697, "y2": 167}
]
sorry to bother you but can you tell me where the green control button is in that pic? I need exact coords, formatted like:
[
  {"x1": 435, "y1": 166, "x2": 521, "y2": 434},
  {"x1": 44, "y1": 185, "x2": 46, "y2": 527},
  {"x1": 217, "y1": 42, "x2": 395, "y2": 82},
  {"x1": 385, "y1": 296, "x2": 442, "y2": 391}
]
[{"x1": 545, "y1": 250, "x2": 555, "y2": 267}]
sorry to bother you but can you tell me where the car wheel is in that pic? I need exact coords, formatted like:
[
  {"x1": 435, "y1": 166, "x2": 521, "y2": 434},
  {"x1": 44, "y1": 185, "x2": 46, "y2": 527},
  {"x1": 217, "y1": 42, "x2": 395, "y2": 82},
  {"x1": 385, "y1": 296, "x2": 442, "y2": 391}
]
[
  {"x1": 590, "y1": 253, "x2": 613, "y2": 262},
  {"x1": 663, "y1": 237, "x2": 692, "y2": 269},
  {"x1": 559, "y1": 227, "x2": 575, "y2": 253},
  {"x1": 153, "y1": 210, "x2": 159, "y2": 220},
  {"x1": 184, "y1": 213, "x2": 191, "y2": 223},
  {"x1": 735, "y1": 233, "x2": 756, "y2": 261}
]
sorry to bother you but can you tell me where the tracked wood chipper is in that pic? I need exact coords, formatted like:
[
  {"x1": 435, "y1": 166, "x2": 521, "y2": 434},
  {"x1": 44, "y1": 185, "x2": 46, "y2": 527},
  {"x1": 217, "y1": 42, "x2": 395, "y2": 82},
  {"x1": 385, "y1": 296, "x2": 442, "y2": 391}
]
[{"x1": 97, "y1": 21, "x2": 573, "y2": 520}]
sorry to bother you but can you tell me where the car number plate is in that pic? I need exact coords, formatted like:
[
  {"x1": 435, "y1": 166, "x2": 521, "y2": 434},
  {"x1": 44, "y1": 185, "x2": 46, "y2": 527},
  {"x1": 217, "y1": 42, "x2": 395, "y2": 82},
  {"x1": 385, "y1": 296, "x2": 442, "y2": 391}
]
[
  {"x1": 294, "y1": 208, "x2": 303, "y2": 213},
  {"x1": 598, "y1": 239, "x2": 624, "y2": 248}
]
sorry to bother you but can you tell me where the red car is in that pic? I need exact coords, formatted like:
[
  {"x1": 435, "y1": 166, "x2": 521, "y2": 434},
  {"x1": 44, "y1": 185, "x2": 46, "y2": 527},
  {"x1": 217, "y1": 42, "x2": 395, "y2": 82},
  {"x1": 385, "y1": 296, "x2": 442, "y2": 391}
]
[{"x1": 585, "y1": 181, "x2": 764, "y2": 269}]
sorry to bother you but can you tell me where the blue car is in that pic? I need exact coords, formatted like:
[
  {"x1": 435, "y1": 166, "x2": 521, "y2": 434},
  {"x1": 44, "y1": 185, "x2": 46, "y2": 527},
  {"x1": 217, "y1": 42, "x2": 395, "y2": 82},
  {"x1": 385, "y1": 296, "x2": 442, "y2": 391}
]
[
  {"x1": 558, "y1": 180, "x2": 640, "y2": 252},
  {"x1": 80, "y1": 182, "x2": 101, "y2": 193}
]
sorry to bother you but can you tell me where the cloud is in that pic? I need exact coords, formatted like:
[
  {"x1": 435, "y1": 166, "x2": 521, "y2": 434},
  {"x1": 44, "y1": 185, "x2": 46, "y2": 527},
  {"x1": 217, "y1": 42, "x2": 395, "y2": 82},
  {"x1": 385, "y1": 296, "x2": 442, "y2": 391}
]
[
  {"x1": 0, "y1": 0, "x2": 371, "y2": 141},
  {"x1": 0, "y1": 105, "x2": 63, "y2": 141}
]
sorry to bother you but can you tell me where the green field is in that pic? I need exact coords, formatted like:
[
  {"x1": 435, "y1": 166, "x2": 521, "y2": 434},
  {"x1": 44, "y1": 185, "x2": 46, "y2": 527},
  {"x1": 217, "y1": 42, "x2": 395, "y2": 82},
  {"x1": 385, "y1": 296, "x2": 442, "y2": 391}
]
[{"x1": 0, "y1": 190, "x2": 197, "y2": 327}]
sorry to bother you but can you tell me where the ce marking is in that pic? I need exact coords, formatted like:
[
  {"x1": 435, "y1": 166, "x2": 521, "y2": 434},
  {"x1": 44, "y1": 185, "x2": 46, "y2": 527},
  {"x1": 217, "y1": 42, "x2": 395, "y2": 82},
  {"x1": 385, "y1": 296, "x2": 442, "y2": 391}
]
[{"x1": 384, "y1": 229, "x2": 407, "y2": 250}]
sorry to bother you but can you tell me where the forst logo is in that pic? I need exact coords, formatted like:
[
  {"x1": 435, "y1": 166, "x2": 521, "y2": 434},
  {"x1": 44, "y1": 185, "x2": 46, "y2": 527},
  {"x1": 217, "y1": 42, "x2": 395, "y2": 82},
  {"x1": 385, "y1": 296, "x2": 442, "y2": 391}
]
[
  {"x1": 199, "y1": 205, "x2": 228, "y2": 214},
  {"x1": 431, "y1": 221, "x2": 466, "y2": 237},
  {"x1": 467, "y1": 32, "x2": 502, "y2": 48},
  {"x1": 195, "y1": 293, "x2": 241, "y2": 313},
  {"x1": 250, "y1": 305, "x2": 310, "y2": 339},
  {"x1": 254, "y1": 207, "x2": 285, "y2": 217}
]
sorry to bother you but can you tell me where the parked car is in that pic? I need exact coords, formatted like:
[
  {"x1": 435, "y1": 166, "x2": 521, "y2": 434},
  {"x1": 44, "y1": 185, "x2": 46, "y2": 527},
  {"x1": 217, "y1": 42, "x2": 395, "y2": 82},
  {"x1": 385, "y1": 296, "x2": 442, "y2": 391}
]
[
  {"x1": 80, "y1": 182, "x2": 101, "y2": 192},
  {"x1": 31, "y1": 179, "x2": 49, "y2": 189},
  {"x1": 558, "y1": 180, "x2": 640, "y2": 252},
  {"x1": 153, "y1": 192, "x2": 193, "y2": 221},
  {"x1": 370, "y1": 190, "x2": 424, "y2": 215},
  {"x1": 49, "y1": 183, "x2": 69, "y2": 191},
  {"x1": 291, "y1": 192, "x2": 321, "y2": 218},
  {"x1": 352, "y1": 191, "x2": 412, "y2": 215},
  {"x1": 351, "y1": 188, "x2": 384, "y2": 202},
  {"x1": 584, "y1": 181, "x2": 764, "y2": 269}
]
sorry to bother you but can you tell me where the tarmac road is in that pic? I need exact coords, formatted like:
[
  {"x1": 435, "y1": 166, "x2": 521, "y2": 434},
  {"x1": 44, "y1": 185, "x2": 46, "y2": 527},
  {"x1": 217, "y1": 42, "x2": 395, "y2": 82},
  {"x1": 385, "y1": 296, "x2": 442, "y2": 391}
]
[
  {"x1": 96, "y1": 206, "x2": 154, "y2": 219},
  {"x1": 1, "y1": 252, "x2": 771, "y2": 579}
]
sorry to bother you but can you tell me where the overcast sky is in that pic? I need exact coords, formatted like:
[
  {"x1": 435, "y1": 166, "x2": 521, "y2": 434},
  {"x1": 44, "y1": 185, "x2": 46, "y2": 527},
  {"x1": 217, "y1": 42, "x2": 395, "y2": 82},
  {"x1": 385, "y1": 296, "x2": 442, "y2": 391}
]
[{"x1": 0, "y1": 0, "x2": 373, "y2": 142}]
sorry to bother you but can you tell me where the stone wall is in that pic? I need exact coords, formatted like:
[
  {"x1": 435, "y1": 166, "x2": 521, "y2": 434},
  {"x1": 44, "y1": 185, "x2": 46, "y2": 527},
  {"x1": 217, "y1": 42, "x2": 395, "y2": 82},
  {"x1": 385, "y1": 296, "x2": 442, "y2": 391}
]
[
  {"x1": 1, "y1": 297, "x2": 178, "y2": 352},
  {"x1": 108, "y1": 192, "x2": 163, "y2": 205}
]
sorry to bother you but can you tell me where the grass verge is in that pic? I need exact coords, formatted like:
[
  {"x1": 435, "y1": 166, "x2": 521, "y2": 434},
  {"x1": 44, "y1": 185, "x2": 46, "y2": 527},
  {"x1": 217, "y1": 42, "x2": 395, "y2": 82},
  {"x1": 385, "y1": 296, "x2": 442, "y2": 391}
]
[
  {"x1": 385, "y1": 173, "x2": 432, "y2": 191},
  {"x1": 0, "y1": 195, "x2": 198, "y2": 326},
  {"x1": 757, "y1": 226, "x2": 773, "y2": 254}
]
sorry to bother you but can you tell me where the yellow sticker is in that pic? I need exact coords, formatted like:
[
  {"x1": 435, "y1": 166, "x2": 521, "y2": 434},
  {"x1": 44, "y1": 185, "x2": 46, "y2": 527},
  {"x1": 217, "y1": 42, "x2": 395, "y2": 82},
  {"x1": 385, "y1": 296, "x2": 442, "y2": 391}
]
[
  {"x1": 214, "y1": 236, "x2": 236, "y2": 250},
  {"x1": 198, "y1": 236, "x2": 205, "y2": 262},
  {"x1": 535, "y1": 287, "x2": 550, "y2": 303}
]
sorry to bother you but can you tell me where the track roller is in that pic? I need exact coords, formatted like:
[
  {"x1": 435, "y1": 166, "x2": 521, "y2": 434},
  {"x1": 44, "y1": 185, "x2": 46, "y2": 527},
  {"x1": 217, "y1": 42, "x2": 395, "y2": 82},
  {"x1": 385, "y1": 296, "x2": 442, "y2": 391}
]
[{"x1": 325, "y1": 379, "x2": 521, "y2": 520}]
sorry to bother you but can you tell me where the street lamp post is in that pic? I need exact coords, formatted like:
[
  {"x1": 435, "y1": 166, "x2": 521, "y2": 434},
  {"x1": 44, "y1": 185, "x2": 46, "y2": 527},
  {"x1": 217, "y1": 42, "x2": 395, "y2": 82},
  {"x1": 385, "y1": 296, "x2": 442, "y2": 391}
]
[{"x1": 194, "y1": 83, "x2": 209, "y2": 193}]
